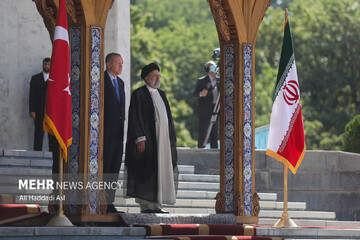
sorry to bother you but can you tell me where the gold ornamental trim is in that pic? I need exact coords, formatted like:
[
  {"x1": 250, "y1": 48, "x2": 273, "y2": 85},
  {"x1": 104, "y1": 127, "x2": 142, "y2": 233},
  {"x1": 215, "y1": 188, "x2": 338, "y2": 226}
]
[
  {"x1": 33, "y1": 0, "x2": 77, "y2": 41},
  {"x1": 215, "y1": 192, "x2": 225, "y2": 213},
  {"x1": 252, "y1": 192, "x2": 260, "y2": 216},
  {"x1": 235, "y1": 192, "x2": 245, "y2": 216},
  {"x1": 207, "y1": 0, "x2": 230, "y2": 42}
]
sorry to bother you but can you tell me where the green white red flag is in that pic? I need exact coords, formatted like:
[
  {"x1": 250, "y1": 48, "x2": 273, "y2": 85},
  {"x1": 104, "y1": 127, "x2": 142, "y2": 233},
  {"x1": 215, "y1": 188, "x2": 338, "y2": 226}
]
[
  {"x1": 44, "y1": 0, "x2": 72, "y2": 162},
  {"x1": 266, "y1": 17, "x2": 305, "y2": 174}
]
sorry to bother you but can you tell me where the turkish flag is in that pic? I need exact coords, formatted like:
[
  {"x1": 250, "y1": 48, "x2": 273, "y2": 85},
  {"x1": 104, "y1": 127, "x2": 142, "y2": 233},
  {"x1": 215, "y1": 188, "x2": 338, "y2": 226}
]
[{"x1": 44, "y1": 0, "x2": 72, "y2": 162}]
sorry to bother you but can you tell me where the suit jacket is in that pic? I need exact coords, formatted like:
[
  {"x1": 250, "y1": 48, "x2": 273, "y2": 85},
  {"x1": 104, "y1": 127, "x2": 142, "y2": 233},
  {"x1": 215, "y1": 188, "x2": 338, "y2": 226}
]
[
  {"x1": 29, "y1": 72, "x2": 47, "y2": 117},
  {"x1": 125, "y1": 85, "x2": 177, "y2": 202},
  {"x1": 104, "y1": 71, "x2": 126, "y2": 141},
  {"x1": 193, "y1": 75, "x2": 220, "y2": 118}
]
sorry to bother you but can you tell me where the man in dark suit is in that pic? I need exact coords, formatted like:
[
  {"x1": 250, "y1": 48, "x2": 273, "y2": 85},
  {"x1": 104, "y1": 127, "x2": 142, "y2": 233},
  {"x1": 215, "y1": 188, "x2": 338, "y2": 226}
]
[
  {"x1": 29, "y1": 58, "x2": 60, "y2": 212},
  {"x1": 103, "y1": 53, "x2": 126, "y2": 213},
  {"x1": 193, "y1": 61, "x2": 220, "y2": 149},
  {"x1": 29, "y1": 58, "x2": 53, "y2": 151}
]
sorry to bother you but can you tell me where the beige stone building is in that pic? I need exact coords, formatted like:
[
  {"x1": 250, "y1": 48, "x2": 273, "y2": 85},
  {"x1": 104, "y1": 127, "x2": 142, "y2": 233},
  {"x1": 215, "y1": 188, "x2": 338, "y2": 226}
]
[{"x1": 0, "y1": 0, "x2": 130, "y2": 150}]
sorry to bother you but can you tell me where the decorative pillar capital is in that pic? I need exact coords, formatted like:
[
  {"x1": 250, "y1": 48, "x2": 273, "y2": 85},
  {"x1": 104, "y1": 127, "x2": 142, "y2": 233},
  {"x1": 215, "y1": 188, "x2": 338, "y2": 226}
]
[
  {"x1": 207, "y1": 0, "x2": 230, "y2": 42},
  {"x1": 33, "y1": 0, "x2": 77, "y2": 41}
]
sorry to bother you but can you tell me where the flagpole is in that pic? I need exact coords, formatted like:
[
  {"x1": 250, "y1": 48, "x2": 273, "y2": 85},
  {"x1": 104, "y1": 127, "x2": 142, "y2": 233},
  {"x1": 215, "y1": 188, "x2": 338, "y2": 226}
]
[
  {"x1": 47, "y1": 145, "x2": 73, "y2": 226},
  {"x1": 273, "y1": 165, "x2": 298, "y2": 228}
]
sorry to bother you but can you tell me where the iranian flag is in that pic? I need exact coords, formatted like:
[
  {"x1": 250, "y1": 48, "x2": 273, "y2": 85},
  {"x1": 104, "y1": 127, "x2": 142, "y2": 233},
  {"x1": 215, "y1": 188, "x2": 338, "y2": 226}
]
[
  {"x1": 266, "y1": 18, "x2": 305, "y2": 174},
  {"x1": 44, "y1": 0, "x2": 72, "y2": 162}
]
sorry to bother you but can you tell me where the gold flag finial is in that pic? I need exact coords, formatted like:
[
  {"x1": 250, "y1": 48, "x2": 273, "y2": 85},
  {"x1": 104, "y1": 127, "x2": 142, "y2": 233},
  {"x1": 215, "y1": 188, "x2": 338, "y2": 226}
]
[{"x1": 283, "y1": 8, "x2": 289, "y2": 31}]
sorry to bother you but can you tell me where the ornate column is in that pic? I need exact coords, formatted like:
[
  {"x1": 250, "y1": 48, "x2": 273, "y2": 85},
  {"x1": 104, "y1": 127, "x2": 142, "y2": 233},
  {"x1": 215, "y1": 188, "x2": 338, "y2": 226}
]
[
  {"x1": 209, "y1": 0, "x2": 270, "y2": 224},
  {"x1": 34, "y1": 0, "x2": 115, "y2": 221}
]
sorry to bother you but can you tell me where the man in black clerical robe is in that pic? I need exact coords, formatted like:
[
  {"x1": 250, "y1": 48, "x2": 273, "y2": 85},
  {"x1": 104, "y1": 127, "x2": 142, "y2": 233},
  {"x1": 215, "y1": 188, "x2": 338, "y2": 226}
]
[{"x1": 125, "y1": 63, "x2": 178, "y2": 213}]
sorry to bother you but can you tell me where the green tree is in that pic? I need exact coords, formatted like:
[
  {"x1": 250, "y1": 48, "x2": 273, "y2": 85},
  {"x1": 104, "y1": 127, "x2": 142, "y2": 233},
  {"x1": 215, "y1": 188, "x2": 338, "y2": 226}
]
[
  {"x1": 255, "y1": 6, "x2": 284, "y2": 128},
  {"x1": 130, "y1": 0, "x2": 360, "y2": 149},
  {"x1": 130, "y1": 0, "x2": 218, "y2": 146},
  {"x1": 291, "y1": 0, "x2": 360, "y2": 135},
  {"x1": 255, "y1": 0, "x2": 360, "y2": 149},
  {"x1": 342, "y1": 115, "x2": 360, "y2": 153}
]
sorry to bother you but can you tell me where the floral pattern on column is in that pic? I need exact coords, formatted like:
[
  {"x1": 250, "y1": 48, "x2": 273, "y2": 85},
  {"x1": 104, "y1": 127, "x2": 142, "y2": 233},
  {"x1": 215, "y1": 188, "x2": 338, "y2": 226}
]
[
  {"x1": 68, "y1": 26, "x2": 81, "y2": 214},
  {"x1": 89, "y1": 26, "x2": 101, "y2": 214},
  {"x1": 224, "y1": 45, "x2": 235, "y2": 212},
  {"x1": 243, "y1": 44, "x2": 253, "y2": 216}
]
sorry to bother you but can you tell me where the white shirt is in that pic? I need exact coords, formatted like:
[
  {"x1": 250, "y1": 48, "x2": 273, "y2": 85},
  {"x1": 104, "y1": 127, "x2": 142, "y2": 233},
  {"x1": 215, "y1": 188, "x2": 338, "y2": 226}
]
[
  {"x1": 209, "y1": 75, "x2": 218, "y2": 104},
  {"x1": 107, "y1": 71, "x2": 117, "y2": 87},
  {"x1": 43, "y1": 72, "x2": 49, "y2": 81}
]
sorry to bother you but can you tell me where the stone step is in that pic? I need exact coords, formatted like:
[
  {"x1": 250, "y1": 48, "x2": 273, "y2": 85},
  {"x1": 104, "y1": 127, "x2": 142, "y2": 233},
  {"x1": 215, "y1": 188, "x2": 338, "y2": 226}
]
[
  {"x1": 259, "y1": 218, "x2": 360, "y2": 228},
  {"x1": 121, "y1": 206, "x2": 215, "y2": 214},
  {"x1": 178, "y1": 173, "x2": 220, "y2": 182},
  {"x1": 1, "y1": 225, "x2": 359, "y2": 240},
  {"x1": 176, "y1": 190, "x2": 218, "y2": 199},
  {"x1": 122, "y1": 165, "x2": 195, "y2": 174},
  {"x1": 258, "y1": 192, "x2": 278, "y2": 201},
  {"x1": 112, "y1": 206, "x2": 336, "y2": 220},
  {"x1": 1, "y1": 149, "x2": 52, "y2": 159},
  {"x1": 114, "y1": 198, "x2": 306, "y2": 210},
  {"x1": 177, "y1": 165, "x2": 195, "y2": 174},
  {"x1": 259, "y1": 210, "x2": 336, "y2": 220},
  {"x1": 161, "y1": 190, "x2": 278, "y2": 201},
  {"x1": 0, "y1": 158, "x2": 52, "y2": 168},
  {"x1": 0, "y1": 166, "x2": 194, "y2": 175},
  {"x1": 258, "y1": 201, "x2": 306, "y2": 210},
  {"x1": 0, "y1": 167, "x2": 52, "y2": 176},
  {"x1": 177, "y1": 182, "x2": 219, "y2": 190},
  {"x1": 257, "y1": 226, "x2": 360, "y2": 239},
  {"x1": 0, "y1": 226, "x2": 145, "y2": 240},
  {"x1": 1, "y1": 186, "x2": 53, "y2": 195}
]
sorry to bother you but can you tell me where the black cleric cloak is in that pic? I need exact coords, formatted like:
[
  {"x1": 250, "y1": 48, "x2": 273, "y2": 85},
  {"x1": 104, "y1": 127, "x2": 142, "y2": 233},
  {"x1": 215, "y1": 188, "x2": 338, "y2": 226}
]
[{"x1": 125, "y1": 85, "x2": 178, "y2": 203}]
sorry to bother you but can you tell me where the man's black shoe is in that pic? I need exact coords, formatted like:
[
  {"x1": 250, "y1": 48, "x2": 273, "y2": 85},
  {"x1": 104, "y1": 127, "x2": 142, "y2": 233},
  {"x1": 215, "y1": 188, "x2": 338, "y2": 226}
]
[
  {"x1": 106, "y1": 204, "x2": 120, "y2": 214},
  {"x1": 140, "y1": 209, "x2": 154, "y2": 213},
  {"x1": 154, "y1": 208, "x2": 169, "y2": 214}
]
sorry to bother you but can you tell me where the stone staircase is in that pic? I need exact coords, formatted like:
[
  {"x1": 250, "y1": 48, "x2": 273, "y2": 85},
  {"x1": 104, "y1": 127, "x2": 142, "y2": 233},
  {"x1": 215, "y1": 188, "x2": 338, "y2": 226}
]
[
  {"x1": 115, "y1": 165, "x2": 348, "y2": 228},
  {"x1": 1, "y1": 149, "x2": 360, "y2": 239}
]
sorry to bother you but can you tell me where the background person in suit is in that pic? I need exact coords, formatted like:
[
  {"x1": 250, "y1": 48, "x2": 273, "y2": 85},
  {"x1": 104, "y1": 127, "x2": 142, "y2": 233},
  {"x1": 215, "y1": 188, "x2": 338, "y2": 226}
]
[
  {"x1": 29, "y1": 58, "x2": 60, "y2": 212},
  {"x1": 29, "y1": 57, "x2": 53, "y2": 151},
  {"x1": 103, "y1": 52, "x2": 126, "y2": 213},
  {"x1": 193, "y1": 61, "x2": 220, "y2": 149}
]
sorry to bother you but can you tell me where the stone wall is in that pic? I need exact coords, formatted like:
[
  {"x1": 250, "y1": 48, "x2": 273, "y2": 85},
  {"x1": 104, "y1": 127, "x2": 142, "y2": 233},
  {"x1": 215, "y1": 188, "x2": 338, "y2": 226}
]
[
  {"x1": 256, "y1": 150, "x2": 360, "y2": 221},
  {"x1": 178, "y1": 148, "x2": 360, "y2": 221},
  {"x1": 105, "y1": 0, "x2": 131, "y2": 143},
  {"x1": 0, "y1": 0, "x2": 52, "y2": 150},
  {"x1": 0, "y1": 0, "x2": 131, "y2": 151}
]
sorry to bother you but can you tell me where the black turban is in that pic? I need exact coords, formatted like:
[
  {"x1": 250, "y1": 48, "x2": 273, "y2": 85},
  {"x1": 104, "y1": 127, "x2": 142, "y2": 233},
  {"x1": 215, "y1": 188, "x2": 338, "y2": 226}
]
[{"x1": 141, "y1": 63, "x2": 160, "y2": 80}]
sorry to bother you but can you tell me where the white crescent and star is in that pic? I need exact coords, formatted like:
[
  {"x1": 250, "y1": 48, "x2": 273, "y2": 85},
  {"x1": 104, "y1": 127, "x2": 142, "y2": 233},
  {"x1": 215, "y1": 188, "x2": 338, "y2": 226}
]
[
  {"x1": 63, "y1": 73, "x2": 71, "y2": 95},
  {"x1": 48, "y1": 25, "x2": 71, "y2": 96}
]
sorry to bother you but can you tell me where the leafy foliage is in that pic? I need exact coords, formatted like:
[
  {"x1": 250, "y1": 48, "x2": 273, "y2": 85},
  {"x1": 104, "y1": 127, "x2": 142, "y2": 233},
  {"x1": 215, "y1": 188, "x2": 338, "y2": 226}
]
[
  {"x1": 292, "y1": 0, "x2": 360, "y2": 138},
  {"x1": 342, "y1": 115, "x2": 360, "y2": 153},
  {"x1": 130, "y1": 0, "x2": 218, "y2": 147},
  {"x1": 256, "y1": 0, "x2": 360, "y2": 150},
  {"x1": 130, "y1": 0, "x2": 360, "y2": 151}
]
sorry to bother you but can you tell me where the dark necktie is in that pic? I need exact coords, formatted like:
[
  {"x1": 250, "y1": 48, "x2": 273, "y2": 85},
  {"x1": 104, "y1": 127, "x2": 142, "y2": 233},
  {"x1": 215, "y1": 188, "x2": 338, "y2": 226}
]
[{"x1": 113, "y1": 78, "x2": 120, "y2": 102}]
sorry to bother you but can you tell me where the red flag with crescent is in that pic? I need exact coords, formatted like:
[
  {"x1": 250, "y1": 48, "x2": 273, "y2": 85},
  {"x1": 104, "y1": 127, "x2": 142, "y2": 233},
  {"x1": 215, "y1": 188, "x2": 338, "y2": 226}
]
[{"x1": 44, "y1": 0, "x2": 72, "y2": 162}]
